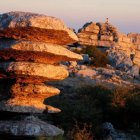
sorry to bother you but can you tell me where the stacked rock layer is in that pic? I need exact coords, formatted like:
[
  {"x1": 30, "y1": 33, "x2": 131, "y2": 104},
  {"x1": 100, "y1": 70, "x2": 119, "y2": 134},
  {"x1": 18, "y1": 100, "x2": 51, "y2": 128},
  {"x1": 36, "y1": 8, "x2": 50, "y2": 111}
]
[
  {"x1": 128, "y1": 33, "x2": 140, "y2": 66},
  {"x1": 78, "y1": 22, "x2": 140, "y2": 66},
  {"x1": 0, "y1": 11, "x2": 82, "y2": 136}
]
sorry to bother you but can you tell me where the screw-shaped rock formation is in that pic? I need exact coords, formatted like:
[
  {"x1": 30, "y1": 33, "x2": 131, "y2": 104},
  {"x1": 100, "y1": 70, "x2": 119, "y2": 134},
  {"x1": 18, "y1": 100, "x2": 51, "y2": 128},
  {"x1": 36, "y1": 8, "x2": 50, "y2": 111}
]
[{"x1": 0, "y1": 11, "x2": 82, "y2": 137}]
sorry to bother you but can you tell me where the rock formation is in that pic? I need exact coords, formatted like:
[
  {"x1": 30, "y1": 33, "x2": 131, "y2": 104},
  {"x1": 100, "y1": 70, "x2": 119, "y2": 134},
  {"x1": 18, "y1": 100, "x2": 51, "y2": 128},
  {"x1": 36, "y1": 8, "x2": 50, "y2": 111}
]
[
  {"x1": 0, "y1": 11, "x2": 82, "y2": 137},
  {"x1": 0, "y1": 12, "x2": 78, "y2": 45},
  {"x1": 78, "y1": 22, "x2": 140, "y2": 67},
  {"x1": 128, "y1": 33, "x2": 140, "y2": 66},
  {"x1": 77, "y1": 22, "x2": 118, "y2": 47},
  {"x1": 117, "y1": 33, "x2": 135, "y2": 56}
]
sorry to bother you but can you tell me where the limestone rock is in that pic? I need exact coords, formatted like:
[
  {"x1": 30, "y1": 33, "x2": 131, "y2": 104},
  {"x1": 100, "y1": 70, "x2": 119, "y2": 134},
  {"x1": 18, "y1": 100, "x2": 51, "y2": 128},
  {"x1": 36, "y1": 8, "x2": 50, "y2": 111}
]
[
  {"x1": 46, "y1": 105, "x2": 61, "y2": 113},
  {"x1": 0, "y1": 98, "x2": 47, "y2": 113},
  {"x1": 0, "y1": 11, "x2": 78, "y2": 45},
  {"x1": 0, "y1": 81, "x2": 61, "y2": 113},
  {"x1": 99, "y1": 122, "x2": 139, "y2": 140},
  {"x1": 0, "y1": 62, "x2": 69, "y2": 83},
  {"x1": 77, "y1": 22, "x2": 99, "y2": 46},
  {"x1": 0, "y1": 116, "x2": 64, "y2": 136},
  {"x1": 98, "y1": 40, "x2": 115, "y2": 47},
  {"x1": 128, "y1": 33, "x2": 140, "y2": 66},
  {"x1": 78, "y1": 33, "x2": 98, "y2": 40},
  {"x1": 78, "y1": 54, "x2": 91, "y2": 64},
  {"x1": 97, "y1": 22, "x2": 118, "y2": 38},
  {"x1": 11, "y1": 83, "x2": 60, "y2": 96},
  {"x1": 78, "y1": 22, "x2": 119, "y2": 47},
  {"x1": 108, "y1": 49, "x2": 133, "y2": 72},
  {"x1": 0, "y1": 39, "x2": 83, "y2": 64},
  {"x1": 76, "y1": 69, "x2": 97, "y2": 78},
  {"x1": 118, "y1": 33, "x2": 131, "y2": 43},
  {"x1": 128, "y1": 33, "x2": 140, "y2": 45},
  {"x1": 79, "y1": 22, "x2": 99, "y2": 33},
  {"x1": 100, "y1": 35, "x2": 114, "y2": 41},
  {"x1": 0, "y1": 99, "x2": 61, "y2": 113},
  {"x1": 127, "y1": 65, "x2": 140, "y2": 76},
  {"x1": 0, "y1": 11, "x2": 83, "y2": 136}
]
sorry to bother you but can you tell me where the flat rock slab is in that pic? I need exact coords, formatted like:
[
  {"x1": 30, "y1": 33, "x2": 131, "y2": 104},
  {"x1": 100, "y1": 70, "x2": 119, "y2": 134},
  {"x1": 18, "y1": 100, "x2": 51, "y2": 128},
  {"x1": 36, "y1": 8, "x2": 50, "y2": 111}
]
[
  {"x1": 0, "y1": 98, "x2": 46, "y2": 113},
  {"x1": 0, "y1": 116, "x2": 64, "y2": 136},
  {"x1": 0, "y1": 62, "x2": 69, "y2": 83},
  {"x1": 0, "y1": 79, "x2": 60, "y2": 100},
  {"x1": 11, "y1": 83, "x2": 60, "y2": 97},
  {"x1": 0, "y1": 81, "x2": 61, "y2": 113},
  {"x1": 0, "y1": 11, "x2": 78, "y2": 45},
  {"x1": 0, "y1": 97, "x2": 61, "y2": 113},
  {"x1": 0, "y1": 39, "x2": 83, "y2": 64}
]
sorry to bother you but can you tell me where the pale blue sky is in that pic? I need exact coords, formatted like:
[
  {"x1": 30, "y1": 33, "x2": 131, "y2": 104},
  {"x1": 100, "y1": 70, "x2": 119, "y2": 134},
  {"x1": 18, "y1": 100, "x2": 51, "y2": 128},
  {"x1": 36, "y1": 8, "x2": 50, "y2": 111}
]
[{"x1": 0, "y1": 0, "x2": 140, "y2": 33}]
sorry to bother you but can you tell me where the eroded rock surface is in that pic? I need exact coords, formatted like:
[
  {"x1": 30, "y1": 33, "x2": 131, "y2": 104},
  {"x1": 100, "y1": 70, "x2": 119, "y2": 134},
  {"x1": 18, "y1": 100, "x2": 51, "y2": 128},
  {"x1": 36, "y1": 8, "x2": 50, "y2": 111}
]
[
  {"x1": 0, "y1": 11, "x2": 82, "y2": 137},
  {"x1": 0, "y1": 116, "x2": 64, "y2": 136},
  {"x1": 0, "y1": 39, "x2": 82, "y2": 64},
  {"x1": 78, "y1": 21, "x2": 140, "y2": 67},
  {"x1": 0, "y1": 81, "x2": 61, "y2": 113},
  {"x1": 0, "y1": 11, "x2": 78, "y2": 45},
  {"x1": 0, "y1": 62, "x2": 69, "y2": 82}
]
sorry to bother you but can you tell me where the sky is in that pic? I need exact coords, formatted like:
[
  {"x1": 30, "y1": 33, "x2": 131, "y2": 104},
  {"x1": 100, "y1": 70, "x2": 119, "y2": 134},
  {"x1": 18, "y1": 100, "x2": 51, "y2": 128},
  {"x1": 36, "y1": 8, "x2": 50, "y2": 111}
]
[{"x1": 0, "y1": 0, "x2": 140, "y2": 33}]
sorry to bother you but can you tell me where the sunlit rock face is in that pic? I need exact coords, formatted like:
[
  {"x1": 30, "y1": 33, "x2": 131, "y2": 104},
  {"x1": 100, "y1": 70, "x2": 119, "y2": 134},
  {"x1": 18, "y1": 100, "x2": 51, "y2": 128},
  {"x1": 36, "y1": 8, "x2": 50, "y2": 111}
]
[
  {"x1": 78, "y1": 22, "x2": 99, "y2": 46},
  {"x1": 0, "y1": 11, "x2": 82, "y2": 136},
  {"x1": 78, "y1": 22, "x2": 140, "y2": 66},
  {"x1": 128, "y1": 33, "x2": 140, "y2": 66},
  {"x1": 0, "y1": 11, "x2": 78, "y2": 45},
  {"x1": 77, "y1": 22, "x2": 118, "y2": 47},
  {"x1": 0, "y1": 40, "x2": 82, "y2": 64}
]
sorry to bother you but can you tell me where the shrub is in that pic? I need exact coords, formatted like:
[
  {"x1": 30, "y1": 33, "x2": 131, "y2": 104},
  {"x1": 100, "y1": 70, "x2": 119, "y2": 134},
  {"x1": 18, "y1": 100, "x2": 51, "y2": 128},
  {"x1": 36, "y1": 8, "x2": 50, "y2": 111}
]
[
  {"x1": 44, "y1": 84, "x2": 140, "y2": 137},
  {"x1": 45, "y1": 85, "x2": 112, "y2": 132},
  {"x1": 108, "y1": 86, "x2": 140, "y2": 129},
  {"x1": 82, "y1": 46, "x2": 109, "y2": 67},
  {"x1": 67, "y1": 122, "x2": 94, "y2": 140},
  {"x1": 111, "y1": 87, "x2": 131, "y2": 108}
]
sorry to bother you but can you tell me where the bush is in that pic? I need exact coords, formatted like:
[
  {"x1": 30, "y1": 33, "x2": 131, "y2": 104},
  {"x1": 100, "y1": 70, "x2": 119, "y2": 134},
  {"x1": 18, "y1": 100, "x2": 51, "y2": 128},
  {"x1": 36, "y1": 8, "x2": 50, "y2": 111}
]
[
  {"x1": 108, "y1": 86, "x2": 140, "y2": 129},
  {"x1": 111, "y1": 87, "x2": 131, "y2": 108},
  {"x1": 44, "y1": 85, "x2": 140, "y2": 138},
  {"x1": 80, "y1": 46, "x2": 109, "y2": 67},
  {"x1": 45, "y1": 85, "x2": 112, "y2": 133},
  {"x1": 67, "y1": 122, "x2": 94, "y2": 140}
]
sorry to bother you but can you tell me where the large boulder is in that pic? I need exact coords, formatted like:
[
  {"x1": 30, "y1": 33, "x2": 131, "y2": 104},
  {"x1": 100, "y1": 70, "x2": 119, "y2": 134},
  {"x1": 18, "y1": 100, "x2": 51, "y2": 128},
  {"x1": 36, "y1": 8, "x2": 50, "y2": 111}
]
[
  {"x1": 77, "y1": 21, "x2": 140, "y2": 67},
  {"x1": 0, "y1": 39, "x2": 82, "y2": 64},
  {"x1": 0, "y1": 80, "x2": 61, "y2": 113},
  {"x1": 107, "y1": 49, "x2": 133, "y2": 72},
  {"x1": 77, "y1": 22, "x2": 99, "y2": 46},
  {"x1": 0, "y1": 116, "x2": 64, "y2": 136},
  {"x1": 0, "y1": 62, "x2": 69, "y2": 83},
  {"x1": 99, "y1": 122, "x2": 139, "y2": 140},
  {"x1": 0, "y1": 11, "x2": 82, "y2": 136},
  {"x1": 0, "y1": 11, "x2": 78, "y2": 45},
  {"x1": 76, "y1": 69, "x2": 97, "y2": 78}
]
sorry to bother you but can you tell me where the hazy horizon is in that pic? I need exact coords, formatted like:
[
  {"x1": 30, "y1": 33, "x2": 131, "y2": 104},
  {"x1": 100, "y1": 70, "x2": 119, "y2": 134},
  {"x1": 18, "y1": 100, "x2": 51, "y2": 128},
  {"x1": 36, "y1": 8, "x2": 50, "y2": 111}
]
[{"x1": 0, "y1": 0, "x2": 140, "y2": 34}]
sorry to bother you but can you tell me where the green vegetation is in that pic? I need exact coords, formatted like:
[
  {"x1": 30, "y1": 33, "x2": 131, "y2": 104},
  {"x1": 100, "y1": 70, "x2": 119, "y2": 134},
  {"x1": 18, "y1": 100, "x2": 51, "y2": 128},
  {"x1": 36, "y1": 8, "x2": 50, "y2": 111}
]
[{"x1": 45, "y1": 84, "x2": 140, "y2": 139}]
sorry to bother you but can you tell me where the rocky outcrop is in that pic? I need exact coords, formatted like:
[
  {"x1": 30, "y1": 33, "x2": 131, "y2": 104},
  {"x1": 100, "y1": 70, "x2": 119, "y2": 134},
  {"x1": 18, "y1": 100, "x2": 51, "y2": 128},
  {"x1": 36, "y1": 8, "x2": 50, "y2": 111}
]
[
  {"x1": 0, "y1": 40, "x2": 82, "y2": 64},
  {"x1": 0, "y1": 11, "x2": 82, "y2": 137},
  {"x1": 107, "y1": 47, "x2": 139, "y2": 75},
  {"x1": 78, "y1": 22, "x2": 140, "y2": 66},
  {"x1": 78, "y1": 22, "x2": 99, "y2": 46},
  {"x1": 0, "y1": 11, "x2": 78, "y2": 45},
  {"x1": 77, "y1": 22, "x2": 118, "y2": 47},
  {"x1": 117, "y1": 33, "x2": 135, "y2": 56},
  {"x1": 0, "y1": 116, "x2": 64, "y2": 136},
  {"x1": 128, "y1": 33, "x2": 140, "y2": 66},
  {"x1": 0, "y1": 62, "x2": 69, "y2": 83},
  {"x1": 98, "y1": 122, "x2": 139, "y2": 140}
]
